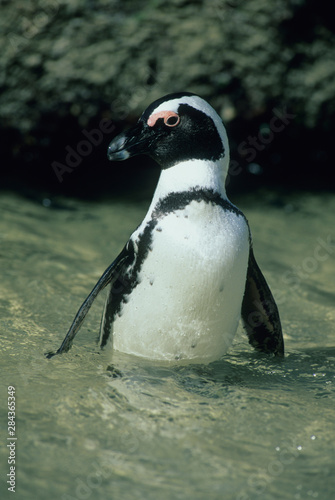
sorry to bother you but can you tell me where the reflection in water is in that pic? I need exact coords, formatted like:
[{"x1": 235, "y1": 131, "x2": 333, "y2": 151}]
[{"x1": 0, "y1": 190, "x2": 334, "y2": 500}]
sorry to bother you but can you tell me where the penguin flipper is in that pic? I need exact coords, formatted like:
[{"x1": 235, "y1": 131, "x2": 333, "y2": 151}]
[
  {"x1": 241, "y1": 248, "x2": 284, "y2": 357},
  {"x1": 45, "y1": 244, "x2": 132, "y2": 359}
]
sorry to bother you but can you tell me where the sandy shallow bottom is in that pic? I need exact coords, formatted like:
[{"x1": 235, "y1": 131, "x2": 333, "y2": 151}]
[{"x1": 0, "y1": 189, "x2": 334, "y2": 500}]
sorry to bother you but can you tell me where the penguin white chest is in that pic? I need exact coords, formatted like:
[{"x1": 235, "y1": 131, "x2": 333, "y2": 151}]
[{"x1": 111, "y1": 200, "x2": 249, "y2": 363}]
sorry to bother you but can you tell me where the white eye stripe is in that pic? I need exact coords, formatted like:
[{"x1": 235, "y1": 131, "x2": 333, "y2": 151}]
[{"x1": 147, "y1": 111, "x2": 180, "y2": 127}]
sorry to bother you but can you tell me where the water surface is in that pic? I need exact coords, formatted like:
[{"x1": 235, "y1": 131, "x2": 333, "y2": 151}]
[{"x1": 1, "y1": 189, "x2": 334, "y2": 500}]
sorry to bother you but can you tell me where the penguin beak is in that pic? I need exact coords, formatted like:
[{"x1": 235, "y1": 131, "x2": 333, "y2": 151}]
[{"x1": 107, "y1": 121, "x2": 154, "y2": 161}]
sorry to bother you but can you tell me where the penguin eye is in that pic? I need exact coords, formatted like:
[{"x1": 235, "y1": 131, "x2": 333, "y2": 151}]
[
  {"x1": 164, "y1": 114, "x2": 180, "y2": 127},
  {"x1": 147, "y1": 111, "x2": 180, "y2": 128}
]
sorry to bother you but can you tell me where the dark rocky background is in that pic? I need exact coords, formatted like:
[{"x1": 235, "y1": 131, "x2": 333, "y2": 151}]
[{"x1": 1, "y1": 0, "x2": 334, "y2": 200}]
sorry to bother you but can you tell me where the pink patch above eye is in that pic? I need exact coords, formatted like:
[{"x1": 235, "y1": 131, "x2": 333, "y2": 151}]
[{"x1": 147, "y1": 111, "x2": 180, "y2": 127}]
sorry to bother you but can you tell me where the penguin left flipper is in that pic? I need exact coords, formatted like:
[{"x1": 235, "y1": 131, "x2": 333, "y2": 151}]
[
  {"x1": 45, "y1": 244, "x2": 133, "y2": 359},
  {"x1": 241, "y1": 248, "x2": 284, "y2": 357}
]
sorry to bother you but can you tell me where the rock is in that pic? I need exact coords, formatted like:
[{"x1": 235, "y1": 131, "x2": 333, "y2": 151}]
[{"x1": 1, "y1": 0, "x2": 334, "y2": 196}]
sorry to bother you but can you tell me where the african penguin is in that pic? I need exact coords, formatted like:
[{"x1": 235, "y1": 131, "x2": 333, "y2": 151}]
[{"x1": 46, "y1": 92, "x2": 284, "y2": 363}]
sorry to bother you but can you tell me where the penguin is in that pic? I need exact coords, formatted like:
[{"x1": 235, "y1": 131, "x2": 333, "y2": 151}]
[{"x1": 46, "y1": 92, "x2": 284, "y2": 363}]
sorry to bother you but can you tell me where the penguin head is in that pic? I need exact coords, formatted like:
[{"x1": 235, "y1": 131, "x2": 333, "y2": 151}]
[{"x1": 108, "y1": 92, "x2": 229, "y2": 173}]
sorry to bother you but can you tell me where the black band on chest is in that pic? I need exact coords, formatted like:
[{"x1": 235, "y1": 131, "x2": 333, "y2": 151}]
[{"x1": 153, "y1": 188, "x2": 245, "y2": 219}]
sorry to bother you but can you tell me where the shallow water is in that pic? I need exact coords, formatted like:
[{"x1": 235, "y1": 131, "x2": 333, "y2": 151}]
[{"x1": 1, "y1": 189, "x2": 334, "y2": 500}]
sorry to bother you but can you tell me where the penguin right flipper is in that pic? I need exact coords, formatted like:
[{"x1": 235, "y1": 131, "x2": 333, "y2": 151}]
[
  {"x1": 45, "y1": 244, "x2": 134, "y2": 359},
  {"x1": 241, "y1": 248, "x2": 284, "y2": 357}
]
